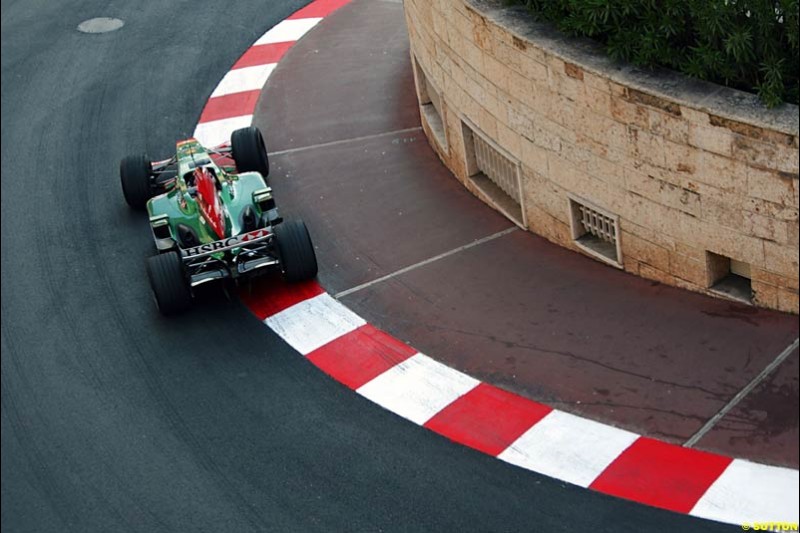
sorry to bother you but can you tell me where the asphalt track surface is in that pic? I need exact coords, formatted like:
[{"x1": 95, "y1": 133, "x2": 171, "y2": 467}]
[{"x1": 1, "y1": 1, "x2": 739, "y2": 531}]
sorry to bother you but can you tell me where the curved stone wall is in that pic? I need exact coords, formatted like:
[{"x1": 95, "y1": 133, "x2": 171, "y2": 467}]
[{"x1": 404, "y1": 0, "x2": 799, "y2": 313}]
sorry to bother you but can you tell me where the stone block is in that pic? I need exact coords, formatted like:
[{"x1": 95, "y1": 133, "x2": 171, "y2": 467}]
[
  {"x1": 583, "y1": 70, "x2": 611, "y2": 93},
  {"x1": 461, "y1": 40, "x2": 485, "y2": 72},
  {"x1": 648, "y1": 109, "x2": 690, "y2": 144},
  {"x1": 519, "y1": 136, "x2": 548, "y2": 175},
  {"x1": 546, "y1": 57, "x2": 585, "y2": 103},
  {"x1": 693, "y1": 152, "x2": 748, "y2": 194},
  {"x1": 483, "y1": 52, "x2": 509, "y2": 93},
  {"x1": 765, "y1": 241, "x2": 799, "y2": 278},
  {"x1": 624, "y1": 167, "x2": 701, "y2": 217},
  {"x1": 621, "y1": 191, "x2": 676, "y2": 239},
  {"x1": 496, "y1": 120, "x2": 521, "y2": 160},
  {"x1": 621, "y1": 218, "x2": 674, "y2": 249},
  {"x1": 669, "y1": 253, "x2": 707, "y2": 286},
  {"x1": 579, "y1": 110, "x2": 627, "y2": 152},
  {"x1": 777, "y1": 288, "x2": 799, "y2": 314},
  {"x1": 507, "y1": 106, "x2": 535, "y2": 143},
  {"x1": 610, "y1": 98, "x2": 648, "y2": 130},
  {"x1": 560, "y1": 140, "x2": 592, "y2": 171},
  {"x1": 688, "y1": 123, "x2": 734, "y2": 158},
  {"x1": 531, "y1": 117, "x2": 566, "y2": 152},
  {"x1": 678, "y1": 107, "x2": 710, "y2": 126},
  {"x1": 584, "y1": 85, "x2": 612, "y2": 117},
  {"x1": 751, "y1": 280, "x2": 779, "y2": 308},
  {"x1": 624, "y1": 88, "x2": 681, "y2": 116},
  {"x1": 627, "y1": 127, "x2": 667, "y2": 169},
  {"x1": 564, "y1": 62, "x2": 584, "y2": 81},
  {"x1": 672, "y1": 241, "x2": 706, "y2": 262},
  {"x1": 477, "y1": 107, "x2": 498, "y2": 139},
  {"x1": 733, "y1": 135, "x2": 799, "y2": 174},
  {"x1": 788, "y1": 218, "x2": 799, "y2": 248},
  {"x1": 506, "y1": 69, "x2": 538, "y2": 111},
  {"x1": 661, "y1": 140, "x2": 696, "y2": 175},
  {"x1": 548, "y1": 95, "x2": 580, "y2": 132},
  {"x1": 639, "y1": 263, "x2": 674, "y2": 284},
  {"x1": 742, "y1": 210, "x2": 788, "y2": 243},
  {"x1": 482, "y1": 91, "x2": 505, "y2": 124},
  {"x1": 709, "y1": 114, "x2": 795, "y2": 145},
  {"x1": 751, "y1": 267, "x2": 799, "y2": 292},
  {"x1": 747, "y1": 166, "x2": 797, "y2": 206},
  {"x1": 519, "y1": 54, "x2": 548, "y2": 84},
  {"x1": 491, "y1": 41, "x2": 522, "y2": 75},
  {"x1": 527, "y1": 205, "x2": 572, "y2": 246},
  {"x1": 621, "y1": 231, "x2": 670, "y2": 272},
  {"x1": 701, "y1": 193, "x2": 745, "y2": 230},
  {"x1": 586, "y1": 153, "x2": 625, "y2": 189},
  {"x1": 522, "y1": 170, "x2": 571, "y2": 225}
]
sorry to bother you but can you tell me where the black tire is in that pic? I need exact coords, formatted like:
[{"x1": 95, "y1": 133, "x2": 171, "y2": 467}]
[
  {"x1": 275, "y1": 220, "x2": 318, "y2": 283},
  {"x1": 120, "y1": 154, "x2": 153, "y2": 210},
  {"x1": 231, "y1": 126, "x2": 269, "y2": 178},
  {"x1": 146, "y1": 251, "x2": 192, "y2": 315}
]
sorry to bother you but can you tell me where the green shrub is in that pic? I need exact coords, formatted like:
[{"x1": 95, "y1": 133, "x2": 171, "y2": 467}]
[{"x1": 510, "y1": 0, "x2": 799, "y2": 108}]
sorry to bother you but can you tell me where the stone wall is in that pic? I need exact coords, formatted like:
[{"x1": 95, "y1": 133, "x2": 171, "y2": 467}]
[{"x1": 404, "y1": 0, "x2": 799, "y2": 313}]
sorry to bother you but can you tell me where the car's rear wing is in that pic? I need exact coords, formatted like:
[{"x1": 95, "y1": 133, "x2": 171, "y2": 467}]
[{"x1": 181, "y1": 228, "x2": 273, "y2": 260}]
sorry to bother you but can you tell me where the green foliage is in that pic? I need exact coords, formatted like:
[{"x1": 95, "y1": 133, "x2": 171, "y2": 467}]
[{"x1": 511, "y1": 0, "x2": 799, "y2": 107}]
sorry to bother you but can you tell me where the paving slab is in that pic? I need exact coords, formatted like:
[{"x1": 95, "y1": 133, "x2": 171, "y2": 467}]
[
  {"x1": 268, "y1": 134, "x2": 513, "y2": 293},
  {"x1": 693, "y1": 347, "x2": 799, "y2": 467},
  {"x1": 254, "y1": 0, "x2": 420, "y2": 152}
]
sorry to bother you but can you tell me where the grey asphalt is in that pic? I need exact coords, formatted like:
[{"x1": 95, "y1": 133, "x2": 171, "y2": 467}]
[{"x1": 1, "y1": 1, "x2": 737, "y2": 531}]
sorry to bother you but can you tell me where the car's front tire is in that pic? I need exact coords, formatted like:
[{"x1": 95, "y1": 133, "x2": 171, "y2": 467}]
[
  {"x1": 231, "y1": 126, "x2": 269, "y2": 178},
  {"x1": 275, "y1": 220, "x2": 318, "y2": 283},
  {"x1": 146, "y1": 251, "x2": 192, "y2": 315},
  {"x1": 120, "y1": 154, "x2": 153, "y2": 210}
]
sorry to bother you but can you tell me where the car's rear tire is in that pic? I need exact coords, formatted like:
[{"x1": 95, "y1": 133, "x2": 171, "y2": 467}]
[
  {"x1": 146, "y1": 251, "x2": 192, "y2": 315},
  {"x1": 120, "y1": 154, "x2": 153, "y2": 210},
  {"x1": 231, "y1": 126, "x2": 269, "y2": 178},
  {"x1": 275, "y1": 220, "x2": 318, "y2": 283}
]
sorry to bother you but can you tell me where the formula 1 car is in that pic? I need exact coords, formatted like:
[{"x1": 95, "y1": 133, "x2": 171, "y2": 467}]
[{"x1": 120, "y1": 126, "x2": 317, "y2": 315}]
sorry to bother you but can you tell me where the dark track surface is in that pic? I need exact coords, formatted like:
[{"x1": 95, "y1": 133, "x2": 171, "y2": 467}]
[{"x1": 2, "y1": 1, "x2": 737, "y2": 531}]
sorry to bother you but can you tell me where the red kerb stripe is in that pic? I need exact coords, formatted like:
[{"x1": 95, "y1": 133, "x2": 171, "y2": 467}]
[
  {"x1": 306, "y1": 325, "x2": 416, "y2": 389},
  {"x1": 233, "y1": 42, "x2": 294, "y2": 70},
  {"x1": 288, "y1": 0, "x2": 352, "y2": 19},
  {"x1": 239, "y1": 277, "x2": 325, "y2": 320},
  {"x1": 199, "y1": 91, "x2": 261, "y2": 123},
  {"x1": 590, "y1": 437, "x2": 733, "y2": 513},
  {"x1": 424, "y1": 383, "x2": 552, "y2": 456}
]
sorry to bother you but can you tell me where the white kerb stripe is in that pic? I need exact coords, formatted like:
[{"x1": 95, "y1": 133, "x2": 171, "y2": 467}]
[
  {"x1": 265, "y1": 293, "x2": 365, "y2": 355},
  {"x1": 211, "y1": 64, "x2": 277, "y2": 98},
  {"x1": 690, "y1": 459, "x2": 799, "y2": 524},
  {"x1": 193, "y1": 115, "x2": 253, "y2": 148},
  {"x1": 357, "y1": 353, "x2": 479, "y2": 425},
  {"x1": 254, "y1": 18, "x2": 322, "y2": 45},
  {"x1": 498, "y1": 410, "x2": 639, "y2": 488}
]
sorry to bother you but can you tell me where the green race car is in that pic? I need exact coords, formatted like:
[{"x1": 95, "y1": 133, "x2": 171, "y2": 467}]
[{"x1": 120, "y1": 126, "x2": 317, "y2": 315}]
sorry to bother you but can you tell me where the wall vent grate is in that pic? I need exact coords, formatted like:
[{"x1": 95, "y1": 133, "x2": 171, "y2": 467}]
[
  {"x1": 473, "y1": 132, "x2": 521, "y2": 205},
  {"x1": 461, "y1": 119, "x2": 525, "y2": 228},
  {"x1": 413, "y1": 56, "x2": 448, "y2": 151},
  {"x1": 568, "y1": 195, "x2": 622, "y2": 267}
]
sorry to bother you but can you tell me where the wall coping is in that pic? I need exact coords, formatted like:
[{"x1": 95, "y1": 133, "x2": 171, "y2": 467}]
[{"x1": 469, "y1": 0, "x2": 799, "y2": 137}]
